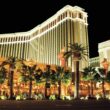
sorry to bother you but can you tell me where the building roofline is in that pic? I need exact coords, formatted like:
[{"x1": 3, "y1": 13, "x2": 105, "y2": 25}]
[
  {"x1": 0, "y1": 5, "x2": 87, "y2": 38},
  {"x1": 98, "y1": 40, "x2": 110, "y2": 49}
]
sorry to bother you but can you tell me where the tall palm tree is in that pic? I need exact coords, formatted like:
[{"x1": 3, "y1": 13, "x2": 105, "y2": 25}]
[
  {"x1": 82, "y1": 66, "x2": 97, "y2": 97},
  {"x1": 64, "y1": 43, "x2": 88, "y2": 99}
]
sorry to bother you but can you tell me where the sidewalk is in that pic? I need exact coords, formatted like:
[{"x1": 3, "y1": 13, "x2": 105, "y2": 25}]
[{"x1": 0, "y1": 99, "x2": 110, "y2": 110}]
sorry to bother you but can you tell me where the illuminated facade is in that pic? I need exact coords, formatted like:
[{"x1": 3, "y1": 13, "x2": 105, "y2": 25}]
[
  {"x1": 98, "y1": 40, "x2": 110, "y2": 62},
  {"x1": 89, "y1": 40, "x2": 110, "y2": 69},
  {"x1": 89, "y1": 56, "x2": 100, "y2": 67},
  {"x1": 98, "y1": 40, "x2": 110, "y2": 70},
  {"x1": 0, "y1": 5, "x2": 89, "y2": 70}
]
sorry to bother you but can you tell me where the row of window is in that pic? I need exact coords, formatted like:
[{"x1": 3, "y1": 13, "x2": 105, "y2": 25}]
[
  {"x1": 0, "y1": 36, "x2": 30, "y2": 43},
  {"x1": 0, "y1": 43, "x2": 29, "y2": 59},
  {"x1": 39, "y1": 10, "x2": 87, "y2": 34}
]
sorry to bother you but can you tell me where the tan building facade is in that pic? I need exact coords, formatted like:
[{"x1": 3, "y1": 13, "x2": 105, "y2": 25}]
[
  {"x1": 98, "y1": 40, "x2": 110, "y2": 69},
  {"x1": 0, "y1": 5, "x2": 89, "y2": 70},
  {"x1": 89, "y1": 40, "x2": 110, "y2": 69},
  {"x1": 98, "y1": 40, "x2": 110, "y2": 62}
]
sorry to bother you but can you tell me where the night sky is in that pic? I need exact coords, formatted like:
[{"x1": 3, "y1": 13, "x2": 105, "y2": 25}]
[{"x1": 0, "y1": 0, "x2": 110, "y2": 58}]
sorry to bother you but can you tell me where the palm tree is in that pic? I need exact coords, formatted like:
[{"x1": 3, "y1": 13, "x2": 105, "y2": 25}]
[
  {"x1": 24, "y1": 64, "x2": 36, "y2": 99},
  {"x1": 62, "y1": 69, "x2": 72, "y2": 84},
  {"x1": 18, "y1": 60, "x2": 37, "y2": 99},
  {"x1": 3, "y1": 57, "x2": 17, "y2": 99},
  {"x1": 28, "y1": 65, "x2": 37, "y2": 99},
  {"x1": 34, "y1": 68, "x2": 44, "y2": 84},
  {"x1": 55, "y1": 66, "x2": 64, "y2": 99},
  {"x1": 43, "y1": 65, "x2": 51, "y2": 99},
  {"x1": 95, "y1": 67, "x2": 106, "y2": 98},
  {"x1": 82, "y1": 66, "x2": 97, "y2": 97},
  {"x1": 106, "y1": 71, "x2": 110, "y2": 82},
  {"x1": 106, "y1": 71, "x2": 110, "y2": 93},
  {"x1": 64, "y1": 43, "x2": 88, "y2": 99},
  {"x1": 50, "y1": 69, "x2": 57, "y2": 85},
  {"x1": 0, "y1": 66, "x2": 7, "y2": 87}
]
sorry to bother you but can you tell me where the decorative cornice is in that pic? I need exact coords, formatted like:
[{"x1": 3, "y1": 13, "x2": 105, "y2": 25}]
[{"x1": 0, "y1": 5, "x2": 88, "y2": 44}]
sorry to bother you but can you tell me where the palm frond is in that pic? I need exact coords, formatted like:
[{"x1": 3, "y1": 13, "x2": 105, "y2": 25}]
[
  {"x1": 65, "y1": 43, "x2": 88, "y2": 61},
  {"x1": 82, "y1": 66, "x2": 97, "y2": 81},
  {"x1": 64, "y1": 51, "x2": 72, "y2": 59}
]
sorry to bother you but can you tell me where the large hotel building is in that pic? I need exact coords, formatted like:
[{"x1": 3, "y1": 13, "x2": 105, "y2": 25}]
[{"x1": 0, "y1": 5, "x2": 89, "y2": 70}]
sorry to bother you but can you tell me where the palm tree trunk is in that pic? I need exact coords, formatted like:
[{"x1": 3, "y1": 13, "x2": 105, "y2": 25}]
[
  {"x1": 74, "y1": 61, "x2": 80, "y2": 99},
  {"x1": 29, "y1": 80, "x2": 32, "y2": 99},
  {"x1": 45, "y1": 81, "x2": 50, "y2": 99},
  {"x1": 45, "y1": 81, "x2": 48, "y2": 99},
  {"x1": 88, "y1": 84, "x2": 91, "y2": 96},
  {"x1": 58, "y1": 80, "x2": 61, "y2": 99},
  {"x1": 9, "y1": 71, "x2": 14, "y2": 99},
  {"x1": 102, "y1": 79, "x2": 105, "y2": 98},
  {"x1": 90, "y1": 80, "x2": 94, "y2": 97}
]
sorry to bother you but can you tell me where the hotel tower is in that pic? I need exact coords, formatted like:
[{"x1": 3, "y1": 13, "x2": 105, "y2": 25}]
[{"x1": 0, "y1": 5, "x2": 89, "y2": 70}]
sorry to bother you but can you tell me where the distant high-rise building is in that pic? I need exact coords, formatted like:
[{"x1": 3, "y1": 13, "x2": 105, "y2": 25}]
[
  {"x1": 98, "y1": 40, "x2": 110, "y2": 66},
  {"x1": 0, "y1": 5, "x2": 89, "y2": 70}
]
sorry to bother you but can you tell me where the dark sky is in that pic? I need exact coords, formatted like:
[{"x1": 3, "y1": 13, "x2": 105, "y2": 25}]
[{"x1": 0, "y1": 0, "x2": 110, "y2": 58}]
